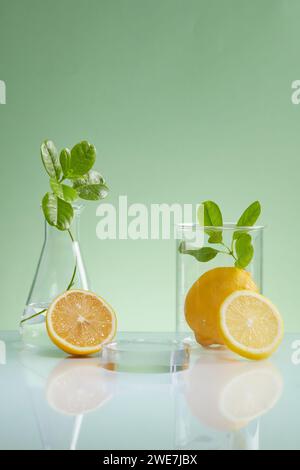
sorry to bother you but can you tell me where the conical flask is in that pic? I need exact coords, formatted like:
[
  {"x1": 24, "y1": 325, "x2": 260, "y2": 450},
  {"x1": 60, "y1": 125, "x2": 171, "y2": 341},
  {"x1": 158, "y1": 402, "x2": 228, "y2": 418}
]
[{"x1": 20, "y1": 205, "x2": 89, "y2": 348}]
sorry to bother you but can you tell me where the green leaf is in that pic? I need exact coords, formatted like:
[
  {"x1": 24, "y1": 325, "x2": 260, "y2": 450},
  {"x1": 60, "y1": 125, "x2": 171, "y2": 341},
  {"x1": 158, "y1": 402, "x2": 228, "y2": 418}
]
[
  {"x1": 50, "y1": 179, "x2": 78, "y2": 203},
  {"x1": 234, "y1": 201, "x2": 261, "y2": 240},
  {"x1": 234, "y1": 233, "x2": 254, "y2": 268},
  {"x1": 198, "y1": 200, "x2": 223, "y2": 244},
  {"x1": 42, "y1": 192, "x2": 74, "y2": 231},
  {"x1": 179, "y1": 242, "x2": 219, "y2": 262},
  {"x1": 73, "y1": 170, "x2": 105, "y2": 186},
  {"x1": 59, "y1": 142, "x2": 96, "y2": 178},
  {"x1": 40, "y1": 140, "x2": 61, "y2": 180},
  {"x1": 237, "y1": 201, "x2": 261, "y2": 226},
  {"x1": 67, "y1": 141, "x2": 96, "y2": 178},
  {"x1": 59, "y1": 148, "x2": 72, "y2": 178},
  {"x1": 73, "y1": 170, "x2": 108, "y2": 200}
]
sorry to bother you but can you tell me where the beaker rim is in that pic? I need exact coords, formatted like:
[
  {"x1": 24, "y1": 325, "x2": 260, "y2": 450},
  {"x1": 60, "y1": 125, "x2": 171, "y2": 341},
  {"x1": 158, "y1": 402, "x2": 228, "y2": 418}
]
[{"x1": 175, "y1": 222, "x2": 265, "y2": 232}]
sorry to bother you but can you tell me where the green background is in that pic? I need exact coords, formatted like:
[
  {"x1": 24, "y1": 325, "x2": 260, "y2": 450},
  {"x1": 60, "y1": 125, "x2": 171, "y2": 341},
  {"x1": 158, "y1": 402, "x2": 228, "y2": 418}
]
[{"x1": 0, "y1": 0, "x2": 299, "y2": 332}]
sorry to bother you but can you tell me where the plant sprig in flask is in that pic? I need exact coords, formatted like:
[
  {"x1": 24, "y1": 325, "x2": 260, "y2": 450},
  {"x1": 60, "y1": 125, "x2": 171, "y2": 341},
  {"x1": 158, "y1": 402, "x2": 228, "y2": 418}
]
[{"x1": 21, "y1": 140, "x2": 109, "y2": 324}]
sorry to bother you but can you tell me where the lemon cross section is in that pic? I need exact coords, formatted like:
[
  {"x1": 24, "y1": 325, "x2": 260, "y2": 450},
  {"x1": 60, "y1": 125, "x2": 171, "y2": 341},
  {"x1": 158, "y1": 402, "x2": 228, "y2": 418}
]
[
  {"x1": 46, "y1": 289, "x2": 117, "y2": 356},
  {"x1": 219, "y1": 290, "x2": 283, "y2": 360}
]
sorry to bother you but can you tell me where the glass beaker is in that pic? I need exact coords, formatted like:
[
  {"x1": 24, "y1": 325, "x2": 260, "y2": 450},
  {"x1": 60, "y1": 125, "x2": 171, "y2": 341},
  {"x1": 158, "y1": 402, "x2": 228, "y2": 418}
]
[
  {"x1": 20, "y1": 205, "x2": 89, "y2": 348},
  {"x1": 176, "y1": 223, "x2": 263, "y2": 346}
]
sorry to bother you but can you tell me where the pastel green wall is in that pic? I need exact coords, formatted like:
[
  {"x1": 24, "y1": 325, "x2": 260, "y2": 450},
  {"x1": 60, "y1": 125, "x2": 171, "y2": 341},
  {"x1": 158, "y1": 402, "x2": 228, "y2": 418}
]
[{"x1": 0, "y1": 0, "x2": 299, "y2": 331}]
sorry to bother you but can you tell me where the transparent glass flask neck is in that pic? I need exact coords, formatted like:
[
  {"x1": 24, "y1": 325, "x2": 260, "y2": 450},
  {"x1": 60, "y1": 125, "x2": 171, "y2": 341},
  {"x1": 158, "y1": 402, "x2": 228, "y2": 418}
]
[
  {"x1": 22, "y1": 212, "x2": 89, "y2": 325},
  {"x1": 44, "y1": 220, "x2": 78, "y2": 244}
]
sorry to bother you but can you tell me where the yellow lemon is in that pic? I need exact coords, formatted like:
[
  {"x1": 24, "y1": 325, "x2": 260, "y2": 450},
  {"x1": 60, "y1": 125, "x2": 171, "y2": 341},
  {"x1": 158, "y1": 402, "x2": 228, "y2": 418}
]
[
  {"x1": 46, "y1": 289, "x2": 117, "y2": 356},
  {"x1": 219, "y1": 290, "x2": 283, "y2": 360},
  {"x1": 185, "y1": 267, "x2": 258, "y2": 347}
]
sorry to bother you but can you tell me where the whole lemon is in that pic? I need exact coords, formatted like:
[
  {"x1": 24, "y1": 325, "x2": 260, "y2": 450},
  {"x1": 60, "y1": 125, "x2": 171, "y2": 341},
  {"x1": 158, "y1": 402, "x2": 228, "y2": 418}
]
[{"x1": 184, "y1": 267, "x2": 258, "y2": 347}]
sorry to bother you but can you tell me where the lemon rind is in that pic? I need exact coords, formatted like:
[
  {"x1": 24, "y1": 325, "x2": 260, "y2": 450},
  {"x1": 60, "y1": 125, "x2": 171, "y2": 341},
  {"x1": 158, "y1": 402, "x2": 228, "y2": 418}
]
[
  {"x1": 219, "y1": 290, "x2": 284, "y2": 360},
  {"x1": 46, "y1": 289, "x2": 117, "y2": 355}
]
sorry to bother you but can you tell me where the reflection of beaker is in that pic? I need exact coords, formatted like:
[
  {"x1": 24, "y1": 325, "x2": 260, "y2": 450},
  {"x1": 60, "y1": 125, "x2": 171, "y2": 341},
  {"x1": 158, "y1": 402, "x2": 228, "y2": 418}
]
[
  {"x1": 175, "y1": 354, "x2": 283, "y2": 450},
  {"x1": 20, "y1": 207, "x2": 89, "y2": 349}
]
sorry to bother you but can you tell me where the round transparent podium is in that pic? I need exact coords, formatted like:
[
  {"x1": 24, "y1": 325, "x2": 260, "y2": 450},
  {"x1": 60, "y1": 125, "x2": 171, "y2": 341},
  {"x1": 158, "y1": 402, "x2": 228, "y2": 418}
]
[{"x1": 100, "y1": 333, "x2": 191, "y2": 374}]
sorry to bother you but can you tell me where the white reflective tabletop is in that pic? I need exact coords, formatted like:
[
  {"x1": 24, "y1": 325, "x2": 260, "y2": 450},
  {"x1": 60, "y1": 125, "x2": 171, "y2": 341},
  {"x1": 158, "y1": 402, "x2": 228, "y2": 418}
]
[{"x1": 0, "y1": 331, "x2": 300, "y2": 450}]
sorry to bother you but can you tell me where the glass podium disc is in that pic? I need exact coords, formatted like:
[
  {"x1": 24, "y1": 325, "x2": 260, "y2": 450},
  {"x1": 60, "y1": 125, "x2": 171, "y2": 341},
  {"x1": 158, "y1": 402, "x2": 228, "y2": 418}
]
[{"x1": 100, "y1": 333, "x2": 191, "y2": 374}]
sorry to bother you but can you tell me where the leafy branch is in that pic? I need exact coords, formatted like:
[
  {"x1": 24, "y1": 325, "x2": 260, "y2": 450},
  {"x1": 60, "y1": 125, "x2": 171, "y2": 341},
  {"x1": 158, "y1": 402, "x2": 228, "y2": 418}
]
[
  {"x1": 41, "y1": 140, "x2": 109, "y2": 230},
  {"x1": 21, "y1": 139, "x2": 109, "y2": 325},
  {"x1": 179, "y1": 200, "x2": 261, "y2": 269}
]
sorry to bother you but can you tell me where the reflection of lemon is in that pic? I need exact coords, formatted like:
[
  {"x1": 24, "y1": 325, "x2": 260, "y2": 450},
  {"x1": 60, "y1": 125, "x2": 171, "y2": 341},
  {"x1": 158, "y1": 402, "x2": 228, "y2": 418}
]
[
  {"x1": 46, "y1": 358, "x2": 114, "y2": 415},
  {"x1": 219, "y1": 290, "x2": 284, "y2": 360},
  {"x1": 185, "y1": 268, "x2": 258, "y2": 347},
  {"x1": 46, "y1": 290, "x2": 117, "y2": 356},
  {"x1": 220, "y1": 365, "x2": 283, "y2": 423},
  {"x1": 185, "y1": 357, "x2": 282, "y2": 431}
]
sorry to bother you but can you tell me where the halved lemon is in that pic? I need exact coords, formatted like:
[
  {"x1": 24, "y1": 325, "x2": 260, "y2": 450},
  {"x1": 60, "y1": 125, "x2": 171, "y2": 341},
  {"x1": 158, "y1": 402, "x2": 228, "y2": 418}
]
[
  {"x1": 185, "y1": 267, "x2": 258, "y2": 347},
  {"x1": 46, "y1": 290, "x2": 117, "y2": 356},
  {"x1": 219, "y1": 290, "x2": 283, "y2": 360}
]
